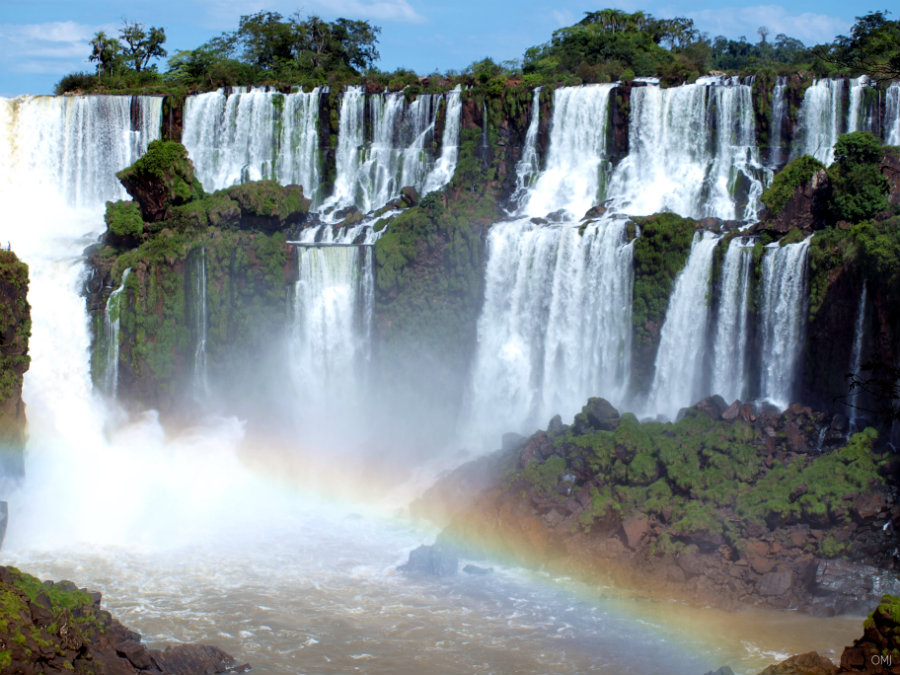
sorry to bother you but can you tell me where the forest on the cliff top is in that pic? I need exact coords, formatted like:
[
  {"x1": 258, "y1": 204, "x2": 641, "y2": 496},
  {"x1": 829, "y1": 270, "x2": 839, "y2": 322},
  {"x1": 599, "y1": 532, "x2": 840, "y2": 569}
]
[{"x1": 56, "y1": 8, "x2": 900, "y2": 95}]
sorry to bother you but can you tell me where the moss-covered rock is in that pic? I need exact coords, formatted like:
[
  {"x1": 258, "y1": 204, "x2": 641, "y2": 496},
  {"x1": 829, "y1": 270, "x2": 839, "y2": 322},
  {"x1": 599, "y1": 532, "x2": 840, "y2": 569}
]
[
  {"x1": 223, "y1": 181, "x2": 310, "y2": 231},
  {"x1": 0, "y1": 250, "x2": 30, "y2": 478},
  {"x1": 116, "y1": 140, "x2": 204, "y2": 222}
]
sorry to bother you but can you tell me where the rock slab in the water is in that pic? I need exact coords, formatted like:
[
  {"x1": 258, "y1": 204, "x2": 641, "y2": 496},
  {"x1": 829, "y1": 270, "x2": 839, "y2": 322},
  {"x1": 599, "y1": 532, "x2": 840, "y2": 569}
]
[
  {"x1": 758, "y1": 651, "x2": 837, "y2": 674},
  {"x1": 398, "y1": 544, "x2": 459, "y2": 576}
]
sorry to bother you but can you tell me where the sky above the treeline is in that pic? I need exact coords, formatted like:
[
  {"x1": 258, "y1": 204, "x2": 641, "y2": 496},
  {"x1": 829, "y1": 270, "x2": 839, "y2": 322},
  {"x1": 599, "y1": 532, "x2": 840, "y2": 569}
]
[{"x1": 0, "y1": 0, "x2": 886, "y2": 96}]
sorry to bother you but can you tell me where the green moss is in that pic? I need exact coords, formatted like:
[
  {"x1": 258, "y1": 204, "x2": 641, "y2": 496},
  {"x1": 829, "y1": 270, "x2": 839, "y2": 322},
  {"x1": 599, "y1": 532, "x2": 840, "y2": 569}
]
[
  {"x1": 104, "y1": 201, "x2": 144, "y2": 238},
  {"x1": 761, "y1": 155, "x2": 825, "y2": 214}
]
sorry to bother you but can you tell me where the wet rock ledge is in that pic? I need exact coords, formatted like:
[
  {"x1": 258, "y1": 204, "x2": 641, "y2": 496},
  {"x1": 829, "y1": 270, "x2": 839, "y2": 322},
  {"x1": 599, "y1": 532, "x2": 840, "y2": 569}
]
[{"x1": 0, "y1": 565, "x2": 247, "y2": 675}]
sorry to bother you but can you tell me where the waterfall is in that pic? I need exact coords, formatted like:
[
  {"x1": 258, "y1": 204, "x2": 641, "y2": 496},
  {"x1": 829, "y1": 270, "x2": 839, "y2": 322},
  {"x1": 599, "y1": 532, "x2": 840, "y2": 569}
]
[
  {"x1": 0, "y1": 95, "x2": 160, "y2": 499},
  {"x1": 886, "y1": 82, "x2": 900, "y2": 146},
  {"x1": 422, "y1": 86, "x2": 463, "y2": 194},
  {"x1": 607, "y1": 77, "x2": 763, "y2": 220},
  {"x1": 465, "y1": 216, "x2": 634, "y2": 444},
  {"x1": 710, "y1": 238, "x2": 752, "y2": 403},
  {"x1": 523, "y1": 85, "x2": 616, "y2": 219},
  {"x1": 0, "y1": 95, "x2": 161, "y2": 209},
  {"x1": 290, "y1": 222, "x2": 379, "y2": 417},
  {"x1": 759, "y1": 238, "x2": 811, "y2": 410},
  {"x1": 847, "y1": 280, "x2": 868, "y2": 433},
  {"x1": 191, "y1": 247, "x2": 210, "y2": 399},
  {"x1": 182, "y1": 87, "x2": 323, "y2": 201},
  {"x1": 644, "y1": 231, "x2": 721, "y2": 420},
  {"x1": 509, "y1": 87, "x2": 542, "y2": 213},
  {"x1": 769, "y1": 77, "x2": 787, "y2": 170},
  {"x1": 102, "y1": 268, "x2": 131, "y2": 399},
  {"x1": 323, "y1": 87, "x2": 461, "y2": 216},
  {"x1": 793, "y1": 79, "x2": 844, "y2": 165},
  {"x1": 848, "y1": 76, "x2": 872, "y2": 133}
]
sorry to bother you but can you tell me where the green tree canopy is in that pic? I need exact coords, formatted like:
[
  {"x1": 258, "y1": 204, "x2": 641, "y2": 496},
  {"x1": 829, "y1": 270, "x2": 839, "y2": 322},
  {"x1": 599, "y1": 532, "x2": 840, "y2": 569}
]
[{"x1": 828, "y1": 132, "x2": 890, "y2": 223}]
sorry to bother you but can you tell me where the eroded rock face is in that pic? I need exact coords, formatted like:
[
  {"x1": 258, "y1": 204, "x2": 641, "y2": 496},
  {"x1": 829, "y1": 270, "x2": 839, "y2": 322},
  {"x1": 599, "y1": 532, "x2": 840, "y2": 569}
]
[
  {"x1": 0, "y1": 566, "x2": 247, "y2": 675},
  {"x1": 758, "y1": 651, "x2": 838, "y2": 675},
  {"x1": 117, "y1": 140, "x2": 204, "y2": 223},
  {"x1": 840, "y1": 594, "x2": 900, "y2": 674},
  {"x1": 0, "y1": 250, "x2": 30, "y2": 478},
  {"x1": 759, "y1": 167, "x2": 831, "y2": 235}
]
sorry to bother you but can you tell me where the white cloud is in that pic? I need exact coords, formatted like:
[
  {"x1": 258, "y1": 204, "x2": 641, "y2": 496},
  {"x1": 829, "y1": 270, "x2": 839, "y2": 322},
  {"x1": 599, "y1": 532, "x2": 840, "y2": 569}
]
[
  {"x1": 199, "y1": 0, "x2": 426, "y2": 29},
  {"x1": 0, "y1": 21, "x2": 100, "y2": 79},
  {"x1": 688, "y1": 5, "x2": 851, "y2": 46},
  {"x1": 551, "y1": 10, "x2": 575, "y2": 27}
]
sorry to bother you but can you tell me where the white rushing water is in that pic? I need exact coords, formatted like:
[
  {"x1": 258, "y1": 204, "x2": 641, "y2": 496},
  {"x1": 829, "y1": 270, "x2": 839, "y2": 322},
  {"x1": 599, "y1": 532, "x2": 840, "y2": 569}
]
[
  {"x1": 644, "y1": 232, "x2": 721, "y2": 420},
  {"x1": 847, "y1": 281, "x2": 868, "y2": 433},
  {"x1": 886, "y1": 82, "x2": 900, "y2": 146},
  {"x1": 759, "y1": 238, "x2": 811, "y2": 410},
  {"x1": 607, "y1": 77, "x2": 763, "y2": 221},
  {"x1": 711, "y1": 238, "x2": 753, "y2": 404},
  {"x1": 182, "y1": 87, "x2": 323, "y2": 201},
  {"x1": 102, "y1": 268, "x2": 131, "y2": 399},
  {"x1": 323, "y1": 86, "x2": 463, "y2": 216},
  {"x1": 191, "y1": 246, "x2": 210, "y2": 399},
  {"x1": 794, "y1": 79, "x2": 844, "y2": 165},
  {"x1": 769, "y1": 77, "x2": 787, "y2": 171},
  {"x1": 509, "y1": 87, "x2": 542, "y2": 212},
  {"x1": 465, "y1": 215, "x2": 634, "y2": 445},
  {"x1": 290, "y1": 221, "x2": 380, "y2": 427},
  {"x1": 847, "y1": 76, "x2": 869, "y2": 134},
  {"x1": 523, "y1": 85, "x2": 616, "y2": 219}
]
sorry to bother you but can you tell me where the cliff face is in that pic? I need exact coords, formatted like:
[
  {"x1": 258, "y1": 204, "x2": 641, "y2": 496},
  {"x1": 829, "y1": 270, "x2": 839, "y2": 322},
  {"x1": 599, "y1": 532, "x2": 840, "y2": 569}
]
[{"x1": 0, "y1": 250, "x2": 30, "y2": 478}]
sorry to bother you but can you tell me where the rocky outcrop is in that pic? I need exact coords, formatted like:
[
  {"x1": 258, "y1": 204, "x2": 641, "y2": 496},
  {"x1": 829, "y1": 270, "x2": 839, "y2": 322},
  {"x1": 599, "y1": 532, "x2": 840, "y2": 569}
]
[
  {"x1": 840, "y1": 594, "x2": 900, "y2": 674},
  {"x1": 757, "y1": 164, "x2": 831, "y2": 236},
  {"x1": 0, "y1": 566, "x2": 246, "y2": 675},
  {"x1": 419, "y1": 397, "x2": 898, "y2": 616},
  {"x1": 0, "y1": 250, "x2": 30, "y2": 478},
  {"x1": 759, "y1": 652, "x2": 838, "y2": 675},
  {"x1": 116, "y1": 140, "x2": 204, "y2": 223}
]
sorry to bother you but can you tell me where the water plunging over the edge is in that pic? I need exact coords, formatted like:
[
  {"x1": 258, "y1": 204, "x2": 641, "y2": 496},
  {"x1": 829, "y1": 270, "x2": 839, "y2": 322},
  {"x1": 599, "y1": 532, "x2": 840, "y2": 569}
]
[
  {"x1": 847, "y1": 281, "x2": 868, "y2": 433},
  {"x1": 465, "y1": 216, "x2": 633, "y2": 445},
  {"x1": 191, "y1": 247, "x2": 210, "y2": 399},
  {"x1": 644, "y1": 232, "x2": 721, "y2": 420},
  {"x1": 509, "y1": 87, "x2": 542, "y2": 212},
  {"x1": 759, "y1": 239, "x2": 812, "y2": 410},
  {"x1": 607, "y1": 78, "x2": 763, "y2": 221},
  {"x1": 103, "y1": 268, "x2": 131, "y2": 399},
  {"x1": 794, "y1": 79, "x2": 844, "y2": 165},
  {"x1": 711, "y1": 238, "x2": 753, "y2": 404}
]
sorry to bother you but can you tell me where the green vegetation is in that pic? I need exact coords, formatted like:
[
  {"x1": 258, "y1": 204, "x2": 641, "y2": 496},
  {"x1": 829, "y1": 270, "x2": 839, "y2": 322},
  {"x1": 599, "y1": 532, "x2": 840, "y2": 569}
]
[
  {"x1": 760, "y1": 155, "x2": 825, "y2": 214},
  {"x1": 104, "y1": 200, "x2": 144, "y2": 239},
  {"x1": 812, "y1": 11, "x2": 900, "y2": 81},
  {"x1": 0, "y1": 251, "x2": 31, "y2": 405},
  {"x1": 629, "y1": 213, "x2": 696, "y2": 393},
  {"x1": 511, "y1": 404, "x2": 885, "y2": 555},
  {"x1": 828, "y1": 131, "x2": 891, "y2": 223}
]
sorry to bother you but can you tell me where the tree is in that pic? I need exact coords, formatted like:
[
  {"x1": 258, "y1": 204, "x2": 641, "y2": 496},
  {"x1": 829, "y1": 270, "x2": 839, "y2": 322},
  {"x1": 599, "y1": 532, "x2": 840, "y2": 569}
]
[
  {"x1": 828, "y1": 132, "x2": 890, "y2": 223},
  {"x1": 89, "y1": 31, "x2": 122, "y2": 75},
  {"x1": 118, "y1": 21, "x2": 167, "y2": 72},
  {"x1": 757, "y1": 26, "x2": 770, "y2": 44},
  {"x1": 814, "y1": 11, "x2": 900, "y2": 81}
]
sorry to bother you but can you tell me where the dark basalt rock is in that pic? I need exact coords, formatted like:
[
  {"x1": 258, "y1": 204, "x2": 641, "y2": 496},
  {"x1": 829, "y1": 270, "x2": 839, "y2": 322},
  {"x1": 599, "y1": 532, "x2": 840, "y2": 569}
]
[
  {"x1": 400, "y1": 186, "x2": 420, "y2": 207},
  {"x1": 573, "y1": 397, "x2": 620, "y2": 434},
  {"x1": 840, "y1": 594, "x2": 900, "y2": 674},
  {"x1": 399, "y1": 543, "x2": 459, "y2": 577},
  {"x1": 758, "y1": 651, "x2": 838, "y2": 675}
]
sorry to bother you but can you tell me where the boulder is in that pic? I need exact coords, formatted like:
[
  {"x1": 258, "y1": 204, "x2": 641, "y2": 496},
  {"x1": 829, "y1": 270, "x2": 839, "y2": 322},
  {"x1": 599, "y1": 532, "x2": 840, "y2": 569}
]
[
  {"x1": 149, "y1": 645, "x2": 247, "y2": 675},
  {"x1": 399, "y1": 543, "x2": 458, "y2": 577},
  {"x1": 694, "y1": 395, "x2": 729, "y2": 420},
  {"x1": 573, "y1": 398, "x2": 620, "y2": 434},
  {"x1": 582, "y1": 204, "x2": 607, "y2": 220},
  {"x1": 758, "y1": 651, "x2": 838, "y2": 675},
  {"x1": 400, "y1": 186, "x2": 420, "y2": 207}
]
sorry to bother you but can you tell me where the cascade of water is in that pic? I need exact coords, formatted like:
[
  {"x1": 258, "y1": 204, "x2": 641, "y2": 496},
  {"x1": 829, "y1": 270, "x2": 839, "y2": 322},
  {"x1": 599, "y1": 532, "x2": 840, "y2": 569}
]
[
  {"x1": 644, "y1": 232, "x2": 721, "y2": 420},
  {"x1": 847, "y1": 280, "x2": 868, "y2": 433},
  {"x1": 0, "y1": 95, "x2": 161, "y2": 209},
  {"x1": 523, "y1": 85, "x2": 616, "y2": 219},
  {"x1": 191, "y1": 247, "x2": 210, "y2": 399},
  {"x1": 607, "y1": 77, "x2": 763, "y2": 220},
  {"x1": 326, "y1": 86, "x2": 366, "y2": 212},
  {"x1": 465, "y1": 216, "x2": 634, "y2": 445},
  {"x1": 182, "y1": 87, "x2": 322, "y2": 200},
  {"x1": 759, "y1": 238, "x2": 811, "y2": 410},
  {"x1": 847, "y1": 76, "x2": 870, "y2": 133},
  {"x1": 508, "y1": 87, "x2": 543, "y2": 212},
  {"x1": 0, "y1": 94, "x2": 161, "y2": 507},
  {"x1": 711, "y1": 238, "x2": 752, "y2": 403},
  {"x1": 793, "y1": 79, "x2": 844, "y2": 165},
  {"x1": 886, "y1": 83, "x2": 900, "y2": 146},
  {"x1": 102, "y1": 269, "x2": 131, "y2": 399},
  {"x1": 290, "y1": 222, "x2": 381, "y2": 417},
  {"x1": 769, "y1": 77, "x2": 788, "y2": 170},
  {"x1": 422, "y1": 86, "x2": 463, "y2": 195}
]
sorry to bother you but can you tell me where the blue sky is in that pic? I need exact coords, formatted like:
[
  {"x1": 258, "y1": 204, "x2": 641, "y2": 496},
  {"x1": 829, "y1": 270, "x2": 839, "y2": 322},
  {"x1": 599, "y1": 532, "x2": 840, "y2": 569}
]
[{"x1": 0, "y1": 0, "x2": 885, "y2": 96}]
